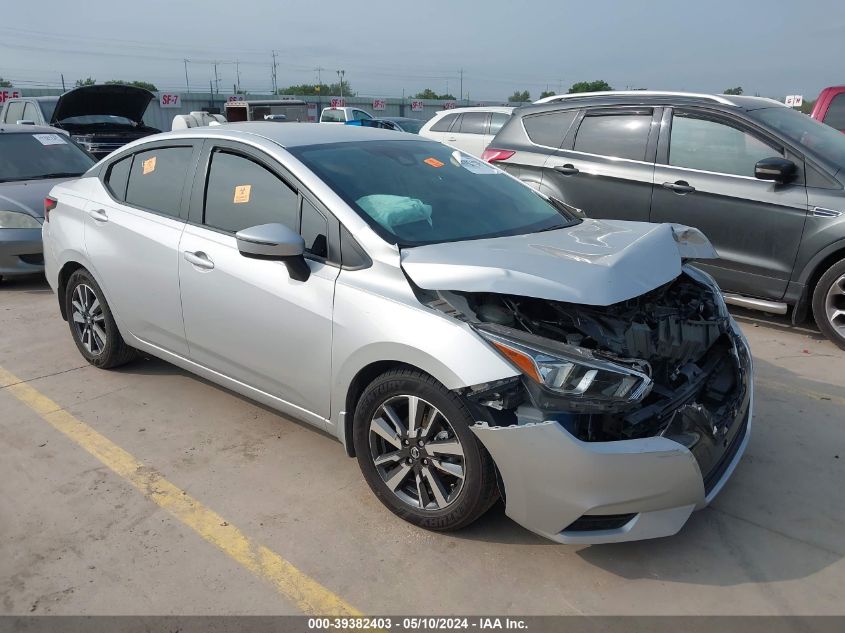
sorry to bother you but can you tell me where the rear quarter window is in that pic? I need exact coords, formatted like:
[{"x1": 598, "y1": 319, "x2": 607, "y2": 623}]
[
  {"x1": 430, "y1": 113, "x2": 458, "y2": 132},
  {"x1": 105, "y1": 155, "x2": 132, "y2": 200}
]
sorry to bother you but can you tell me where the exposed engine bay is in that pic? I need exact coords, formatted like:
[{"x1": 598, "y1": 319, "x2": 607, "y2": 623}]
[{"x1": 426, "y1": 269, "x2": 750, "y2": 461}]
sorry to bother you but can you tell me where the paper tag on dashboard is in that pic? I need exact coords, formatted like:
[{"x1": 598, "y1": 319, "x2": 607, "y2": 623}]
[
  {"x1": 233, "y1": 185, "x2": 251, "y2": 204},
  {"x1": 142, "y1": 156, "x2": 156, "y2": 175},
  {"x1": 33, "y1": 133, "x2": 66, "y2": 146}
]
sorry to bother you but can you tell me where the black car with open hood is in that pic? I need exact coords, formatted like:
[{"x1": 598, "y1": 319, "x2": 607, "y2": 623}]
[{"x1": 50, "y1": 85, "x2": 160, "y2": 159}]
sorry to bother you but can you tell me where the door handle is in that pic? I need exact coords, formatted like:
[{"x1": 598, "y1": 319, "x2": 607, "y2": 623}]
[
  {"x1": 554, "y1": 164, "x2": 580, "y2": 176},
  {"x1": 87, "y1": 208, "x2": 108, "y2": 222},
  {"x1": 662, "y1": 181, "x2": 696, "y2": 194},
  {"x1": 183, "y1": 250, "x2": 214, "y2": 270}
]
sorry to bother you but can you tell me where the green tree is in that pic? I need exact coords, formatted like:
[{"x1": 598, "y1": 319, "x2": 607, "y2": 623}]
[
  {"x1": 799, "y1": 99, "x2": 816, "y2": 115},
  {"x1": 723, "y1": 86, "x2": 743, "y2": 95},
  {"x1": 0, "y1": 77, "x2": 12, "y2": 88},
  {"x1": 539, "y1": 90, "x2": 556, "y2": 99},
  {"x1": 105, "y1": 80, "x2": 158, "y2": 91},
  {"x1": 74, "y1": 77, "x2": 96, "y2": 87},
  {"x1": 508, "y1": 90, "x2": 531, "y2": 102},
  {"x1": 568, "y1": 80, "x2": 613, "y2": 93},
  {"x1": 414, "y1": 88, "x2": 455, "y2": 100},
  {"x1": 277, "y1": 81, "x2": 354, "y2": 96}
]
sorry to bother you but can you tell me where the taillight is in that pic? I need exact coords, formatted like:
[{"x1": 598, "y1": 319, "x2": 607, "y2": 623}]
[
  {"x1": 481, "y1": 148, "x2": 515, "y2": 163},
  {"x1": 44, "y1": 196, "x2": 57, "y2": 222}
]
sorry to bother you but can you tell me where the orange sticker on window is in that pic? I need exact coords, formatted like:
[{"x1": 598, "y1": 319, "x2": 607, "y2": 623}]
[
  {"x1": 233, "y1": 184, "x2": 252, "y2": 204},
  {"x1": 142, "y1": 156, "x2": 156, "y2": 175},
  {"x1": 424, "y1": 157, "x2": 445, "y2": 168}
]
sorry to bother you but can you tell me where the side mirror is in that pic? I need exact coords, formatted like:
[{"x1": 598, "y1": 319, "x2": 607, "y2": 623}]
[
  {"x1": 235, "y1": 223, "x2": 310, "y2": 282},
  {"x1": 755, "y1": 157, "x2": 796, "y2": 183}
]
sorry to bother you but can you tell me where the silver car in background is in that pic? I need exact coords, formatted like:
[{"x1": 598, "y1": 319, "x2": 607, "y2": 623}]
[{"x1": 42, "y1": 123, "x2": 752, "y2": 544}]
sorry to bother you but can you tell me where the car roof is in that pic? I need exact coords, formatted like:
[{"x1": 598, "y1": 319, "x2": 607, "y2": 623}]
[
  {"x1": 0, "y1": 123, "x2": 66, "y2": 135},
  {"x1": 525, "y1": 91, "x2": 785, "y2": 113},
  {"x1": 153, "y1": 121, "x2": 426, "y2": 147}
]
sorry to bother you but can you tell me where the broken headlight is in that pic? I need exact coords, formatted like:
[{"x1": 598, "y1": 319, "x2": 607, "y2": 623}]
[{"x1": 474, "y1": 323, "x2": 652, "y2": 405}]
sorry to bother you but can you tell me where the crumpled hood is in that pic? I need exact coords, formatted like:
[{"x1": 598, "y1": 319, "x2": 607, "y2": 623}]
[
  {"x1": 400, "y1": 219, "x2": 717, "y2": 306},
  {"x1": 51, "y1": 85, "x2": 154, "y2": 124}
]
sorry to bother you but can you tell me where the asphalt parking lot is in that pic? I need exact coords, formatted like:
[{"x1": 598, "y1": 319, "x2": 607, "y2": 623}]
[{"x1": 1, "y1": 274, "x2": 843, "y2": 616}]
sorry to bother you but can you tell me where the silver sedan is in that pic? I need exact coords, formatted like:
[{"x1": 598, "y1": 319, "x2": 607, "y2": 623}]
[{"x1": 42, "y1": 123, "x2": 752, "y2": 544}]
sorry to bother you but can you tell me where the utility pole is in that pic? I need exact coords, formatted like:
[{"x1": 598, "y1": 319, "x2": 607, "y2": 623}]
[
  {"x1": 235, "y1": 60, "x2": 241, "y2": 94},
  {"x1": 60, "y1": 73, "x2": 66, "y2": 91},
  {"x1": 459, "y1": 69, "x2": 464, "y2": 103},
  {"x1": 271, "y1": 51, "x2": 279, "y2": 94},
  {"x1": 336, "y1": 69, "x2": 345, "y2": 100},
  {"x1": 183, "y1": 59, "x2": 190, "y2": 93},
  {"x1": 213, "y1": 62, "x2": 220, "y2": 95}
]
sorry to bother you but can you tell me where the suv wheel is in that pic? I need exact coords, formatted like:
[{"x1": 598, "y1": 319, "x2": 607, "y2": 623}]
[
  {"x1": 812, "y1": 258, "x2": 845, "y2": 350},
  {"x1": 65, "y1": 269, "x2": 136, "y2": 368},
  {"x1": 353, "y1": 368, "x2": 499, "y2": 531}
]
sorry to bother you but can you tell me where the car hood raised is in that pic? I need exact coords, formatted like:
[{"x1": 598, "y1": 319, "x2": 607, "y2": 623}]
[
  {"x1": 400, "y1": 219, "x2": 717, "y2": 306},
  {"x1": 51, "y1": 85, "x2": 154, "y2": 124}
]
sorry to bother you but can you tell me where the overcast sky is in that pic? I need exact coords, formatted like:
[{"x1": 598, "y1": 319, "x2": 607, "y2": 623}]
[{"x1": 1, "y1": 0, "x2": 843, "y2": 100}]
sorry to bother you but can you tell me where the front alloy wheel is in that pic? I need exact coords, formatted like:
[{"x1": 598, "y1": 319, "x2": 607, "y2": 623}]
[
  {"x1": 369, "y1": 395, "x2": 465, "y2": 510},
  {"x1": 353, "y1": 369, "x2": 499, "y2": 531},
  {"x1": 813, "y1": 259, "x2": 845, "y2": 350}
]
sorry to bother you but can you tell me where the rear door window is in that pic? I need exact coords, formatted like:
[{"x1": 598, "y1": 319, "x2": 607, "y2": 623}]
[
  {"x1": 523, "y1": 110, "x2": 578, "y2": 147},
  {"x1": 574, "y1": 111, "x2": 653, "y2": 161},
  {"x1": 669, "y1": 113, "x2": 779, "y2": 177},
  {"x1": 203, "y1": 150, "x2": 298, "y2": 234},
  {"x1": 456, "y1": 112, "x2": 488, "y2": 134},
  {"x1": 125, "y1": 146, "x2": 193, "y2": 218},
  {"x1": 823, "y1": 93, "x2": 845, "y2": 130},
  {"x1": 430, "y1": 113, "x2": 458, "y2": 132}
]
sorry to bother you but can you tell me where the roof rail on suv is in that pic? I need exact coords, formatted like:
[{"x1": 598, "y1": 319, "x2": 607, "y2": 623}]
[{"x1": 533, "y1": 91, "x2": 738, "y2": 105}]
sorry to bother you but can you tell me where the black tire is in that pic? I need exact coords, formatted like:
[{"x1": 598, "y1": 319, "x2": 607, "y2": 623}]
[
  {"x1": 812, "y1": 258, "x2": 845, "y2": 350},
  {"x1": 353, "y1": 368, "x2": 499, "y2": 531},
  {"x1": 64, "y1": 268, "x2": 136, "y2": 368}
]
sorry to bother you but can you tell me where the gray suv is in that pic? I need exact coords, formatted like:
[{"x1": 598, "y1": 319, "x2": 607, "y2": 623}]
[{"x1": 485, "y1": 91, "x2": 845, "y2": 348}]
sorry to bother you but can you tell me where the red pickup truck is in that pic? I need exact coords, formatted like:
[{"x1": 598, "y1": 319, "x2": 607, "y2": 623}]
[{"x1": 811, "y1": 86, "x2": 845, "y2": 132}]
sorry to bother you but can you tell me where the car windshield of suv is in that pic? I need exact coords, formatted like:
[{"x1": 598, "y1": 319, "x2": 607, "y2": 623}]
[
  {"x1": 291, "y1": 140, "x2": 577, "y2": 246},
  {"x1": 58, "y1": 115, "x2": 136, "y2": 126},
  {"x1": 0, "y1": 133, "x2": 95, "y2": 182},
  {"x1": 751, "y1": 106, "x2": 845, "y2": 172}
]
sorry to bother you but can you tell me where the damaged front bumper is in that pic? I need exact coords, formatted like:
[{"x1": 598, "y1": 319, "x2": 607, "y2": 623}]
[{"x1": 471, "y1": 335, "x2": 753, "y2": 545}]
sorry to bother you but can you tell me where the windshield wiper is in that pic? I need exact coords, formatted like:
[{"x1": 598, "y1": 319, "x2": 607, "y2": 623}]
[{"x1": 25, "y1": 172, "x2": 84, "y2": 180}]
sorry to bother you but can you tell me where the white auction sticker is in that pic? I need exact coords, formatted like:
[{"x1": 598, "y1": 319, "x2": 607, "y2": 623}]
[
  {"x1": 452, "y1": 151, "x2": 498, "y2": 175},
  {"x1": 33, "y1": 134, "x2": 67, "y2": 146}
]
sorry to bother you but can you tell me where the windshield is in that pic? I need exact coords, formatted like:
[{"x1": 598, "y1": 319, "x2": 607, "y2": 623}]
[
  {"x1": 321, "y1": 109, "x2": 346, "y2": 122},
  {"x1": 291, "y1": 140, "x2": 577, "y2": 246},
  {"x1": 58, "y1": 114, "x2": 136, "y2": 126},
  {"x1": 0, "y1": 133, "x2": 95, "y2": 182},
  {"x1": 751, "y1": 106, "x2": 845, "y2": 173}
]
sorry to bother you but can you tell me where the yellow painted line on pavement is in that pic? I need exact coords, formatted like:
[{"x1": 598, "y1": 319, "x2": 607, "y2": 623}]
[
  {"x1": 0, "y1": 365, "x2": 360, "y2": 616},
  {"x1": 756, "y1": 377, "x2": 845, "y2": 407}
]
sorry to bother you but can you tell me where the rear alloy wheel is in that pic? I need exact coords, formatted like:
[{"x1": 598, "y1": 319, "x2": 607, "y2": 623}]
[
  {"x1": 813, "y1": 259, "x2": 845, "y2": 350},
  {"x1": 65, "y1": 269, "x2": 136, "y2": 368},
  {"x1": 353, "y1": 369, "x2": 499, "y2": 531}
]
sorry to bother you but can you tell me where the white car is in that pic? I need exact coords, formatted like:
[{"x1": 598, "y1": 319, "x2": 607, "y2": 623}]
[
  {"x1": 320, "y1": 107, "x2": 374, "y2": 124},
  {"x1": 420, "y1": 107, "x2": 514, "y2": 158}
]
